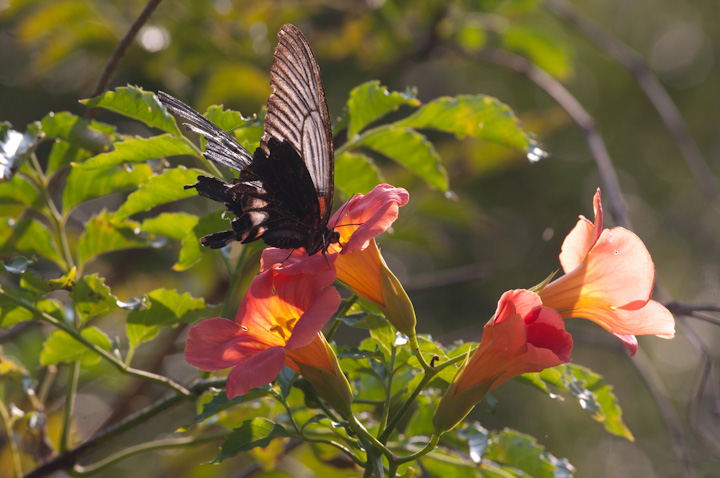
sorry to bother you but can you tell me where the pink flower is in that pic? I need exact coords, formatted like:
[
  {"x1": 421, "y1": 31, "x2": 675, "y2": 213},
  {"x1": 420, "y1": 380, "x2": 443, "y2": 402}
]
[
  {"x1": 433, "y1": 289, "x2": 572, "y2": 433},
  {"x1": 262, "y1": 184, "x2": 416, "y2": 335},
  {"x1": 185, "y1": 265, "x2": 341, "y2": 398},
  {"x1": 539, "y1": 189, "x2": 675, "y2": 355}
]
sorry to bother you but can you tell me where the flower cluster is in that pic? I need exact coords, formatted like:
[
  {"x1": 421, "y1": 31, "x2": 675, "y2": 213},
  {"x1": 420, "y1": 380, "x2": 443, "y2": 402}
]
[{"x1": 185, "y1": 185, "x2": 675, "y2": 434}]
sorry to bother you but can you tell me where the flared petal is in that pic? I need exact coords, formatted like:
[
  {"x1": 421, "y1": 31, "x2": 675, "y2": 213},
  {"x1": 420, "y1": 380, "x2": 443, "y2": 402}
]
[
  {"x1": 226, "y1": 346, "x2": 286, "y2": 398},
  {"x1": 559, "y1": 189, "x2": 603, "y2": 272},
  {"x1": 185, "y1": 317, "x2": 276, "y2": 371}
]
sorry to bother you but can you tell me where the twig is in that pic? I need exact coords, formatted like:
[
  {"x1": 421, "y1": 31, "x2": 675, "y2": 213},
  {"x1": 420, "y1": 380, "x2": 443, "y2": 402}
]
[
  {"x1": 465, "y1": 47, "x2": 631, "y2": 228},
  {"x1": 664, "y1": 301, "x2": 720, "y2": 315},
  {"x1": 86, "y1": 0, "x2": 164, "y2": 118},
  {"x1": 545, "y1": 0, "x2": 720, "y2": 217}
]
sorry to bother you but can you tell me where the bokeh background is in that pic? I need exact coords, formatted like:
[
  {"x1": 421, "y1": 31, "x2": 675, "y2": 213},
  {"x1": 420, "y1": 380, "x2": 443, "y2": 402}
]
[{"x1": 1, "y1": 0, "x2": 719, "y2": 476}]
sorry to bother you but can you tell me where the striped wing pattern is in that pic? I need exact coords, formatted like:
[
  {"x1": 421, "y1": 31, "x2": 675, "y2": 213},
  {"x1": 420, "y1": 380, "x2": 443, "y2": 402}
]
[{"x1": 262, "y1": 24, "x2": 334, "y2": 221}]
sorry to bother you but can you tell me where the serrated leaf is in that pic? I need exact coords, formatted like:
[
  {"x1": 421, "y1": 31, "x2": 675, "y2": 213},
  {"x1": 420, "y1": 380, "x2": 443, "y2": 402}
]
[
  {"x1": 521, "y1": 363, "x2": 633, "y2": 441},
  {"x1": 347, "y1": 81, "x2": 419, "y2": 139},
  {"x1": 126, "y1": 288, "x2": 216, "y2": 347},
  {"x1": 81, "y1": 86, "x2": 182, "y2": 136},
  {"x1": 70, "y1": 274, "x2": 117, "y2": 323},
  {"x1": 21, "y1": 267, "x2": 76, "y2": 294},
  {"x1": 357, "y1": 126, "x2": 448, "y2": 190},
  {"x1": 63, "y1": 163, "x2": 153, "y2": 212},
  {"x1": 232, "y1": 117, "x2": 264, "y2": 154},
  {"x1": 0, "y1": 173, "x2": 40, "y2": 207},
  {"x1": 397, "y1": 95, "x2": 537, "y2": 156},
  {"x1": 0, "y1": 218, "x2": 65, "y2": 268},
  {"x1": 212, "y1": 418, "x2": 291, "y2": 464},
  {"x1": 140, "y1": 212, "x2": 198, "y2": 240},
  {"x1": 40, "y1": 112, "x2": 114, "y2": 155},
  {"x1": 40, "y1": 327, "x2": 112, "y2": 366},
  {"x1": 77, "y1": 211, "x2": 148, "y2": 266},
  {"x1": 335, "y1": 151, "x2": 382, "y2": 197},
  {"x1": 204, "y1": 105, "x2": 253, "y2": 132},
  {"x1": 175, "y1": 211, "x2": 227, "y2": 271},
  {"x1": 113, "y1": 166, "x2": 205, "y2": 221},
  {"x1": 75, "y1": 134, "x2": 198, "y2": 170},
  {"x1": 0, "y1": 288, "x2": 64, "y2": 328},
  {"x1": 1, "y1": 121, "x2": 43, "y2": 181},
  {"x1": 483, "y1": 428, "x2": 574, "y2": 478},
  {"x1": 47, "y1": 139, "x2": 91, "y2": 173}
]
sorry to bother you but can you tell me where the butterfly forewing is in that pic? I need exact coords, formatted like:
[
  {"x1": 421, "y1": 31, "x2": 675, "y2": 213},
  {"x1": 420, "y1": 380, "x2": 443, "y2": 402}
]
[{"x1": 262, "y1": 24, "x2": 334, "y2": 222}]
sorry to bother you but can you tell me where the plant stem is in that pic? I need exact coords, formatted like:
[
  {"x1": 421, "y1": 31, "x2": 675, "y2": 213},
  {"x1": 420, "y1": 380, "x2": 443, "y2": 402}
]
[
  {"x1": 59, "y1": 361, "x2": 80, "y2": 453},
  {"x1": 380, "y1": 371, "x2": 435, "y2": 444},
  {"x1": 394, "y1": 434, "x2": 440, "y2": 465},
  {"x1": 0, "y1": 288, "x2": 191, "y2": 396},
  {"x1": 379, "y1": 345, "x2": 397, "y2": 434},
  {"x1": 346, "y1": 414, "x2": 396, "y2": 461},
  {"x1": 0, "y1": 401, "x2": 23, "y2": 477},
  {"x1": 325, "y1": 295, "x2": 357, "y2": 341},
  {"x1": 408, "y1": 334, "x2": 434, "y2": 372}
]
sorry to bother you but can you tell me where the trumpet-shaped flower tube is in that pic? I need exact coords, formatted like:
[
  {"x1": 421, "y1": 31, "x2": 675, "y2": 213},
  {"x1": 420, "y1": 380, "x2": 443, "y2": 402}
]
[
  {"x1": 262, "y1": 184, "x2": 415, "y2": 335},
  {"x1": 185, "y1": 265, "x2": 341, "y2": 399},
  {"x1": 539, "y1": 189, "x2": 675, "y2": 355},
  {"x1": 433, "y1": 289, "x2": 572, "y2": 433}
]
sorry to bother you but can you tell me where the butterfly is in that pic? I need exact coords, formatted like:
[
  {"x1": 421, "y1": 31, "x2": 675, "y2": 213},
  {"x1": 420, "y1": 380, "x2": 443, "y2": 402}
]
[{"x1": 158, "y1": 24, "x2": 338, "y2": 256}]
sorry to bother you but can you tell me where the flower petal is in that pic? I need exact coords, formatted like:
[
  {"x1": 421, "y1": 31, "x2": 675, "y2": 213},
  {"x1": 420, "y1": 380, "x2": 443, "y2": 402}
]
[
  {"x1": 185, "y1": 317, "x2": 272, "y2": 371},
  {"x1": 332, "y1": 184, "x2": 409, "y2": 253},
  {"x1": 225, "y1": 346, "x2": 286, "y2": 398},
  {"x1": 559, "y1": 188, "x2": 603, "y2": 272},
  {"x1": 285, "y1": 285, "x2": 341, "y2": 350}
]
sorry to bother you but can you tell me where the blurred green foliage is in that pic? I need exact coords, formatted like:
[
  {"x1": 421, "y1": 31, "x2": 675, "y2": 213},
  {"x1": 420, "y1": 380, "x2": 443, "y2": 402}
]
[{"x1": 1, "y1": 0, "x2": 719, "y2": 477}]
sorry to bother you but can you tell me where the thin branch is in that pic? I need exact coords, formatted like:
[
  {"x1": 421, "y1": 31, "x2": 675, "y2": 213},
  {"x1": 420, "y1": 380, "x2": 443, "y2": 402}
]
[
  {"x1": 545, "y1": 0, "x2": 720, "y2": 217},
  {"x1": 23, "y1": 378, "x2": 225, "y2": 478},
  {"x1": 86, "y1": 0, "x2": 164, "y2": 117},
  {"x1": 664, "y1": 301, "x2": 720, "y2": 315},
  {"x1": 465, "y1": 47, "x2": 631, "y2": 228}
]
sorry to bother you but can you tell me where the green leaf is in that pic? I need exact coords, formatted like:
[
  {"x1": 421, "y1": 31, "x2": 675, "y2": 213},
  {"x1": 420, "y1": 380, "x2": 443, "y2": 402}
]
[
  {"x1": 204, "y1": 105, "x2": 253, "y2": 132},
  {"x1": 126, "y1": 288, "x2": 216, "y2": 348},
  {"x1": 63, "y1": 163, "x2": 153, "y2": 212},
  {"x1": 357, "y1": 126, "x2": 448, "y2": 191},
  {"x1": 70, "y1": 274, "x2": 117, "y2": 324},
  {"x1": 0, "y1": 218, "x2": 65, "y2": 268},
  {"x1": 502, "y1": 25, "x2": 573, "y2": 80},
  {"x1": 113, "y1": 166, "x2": 204, "y2": 221},
  {"x1": 75, "y1": 134, "x2": 198, "y2": 170},
  {"x1": 520, "y1": 363, "x2": 633, "y2": 440},
  {"x1": 397, "y1": 95, "x2": 538, "y2": 156},
  {"x1": 175, "y1": 211, "x2": 228, "y2": 271},
  {"x1": 0, "y1": 288, "x2": 64, "y2": 328},
  {"x1": 81, "y1": 86, "x2": 182, "y2": 136},
  {"x1": 0, "y1": 173, "x2": 40, "y2": 207},
  {"x1": 47, "y1": 140, "x2": 90, "y2": 174},
  {"x1": 483, "y1": 428, "x2": 574, "y2": 478},
  {"x1": 211, "y1": 418, "x2": 291, "y2": 464},
  {"x1": 335, "y1": 151, "x2": 383, "y2": 197},
  {"x1": 21, "y1": 267, "x2": 76, "y2": 294},
  {"x1": 0, "y1": 121, "x2": 43, "y2": 181},
  {"x1": 194, "y1": 388, "x2": 271, "y2": 423},
  {"x1": 3, "y1": 256, "x2": 36, "y2": 274},
  {"x1": 40, "y1": 326, "x2": 112, "y2": 366},
  {"x1": 40, "y1": 112, "x2": 114, "y2": 155},
  {"x1": 232, "y1": 116, "x2": 264, "y2": 154},
  {"x1": 347, "y1": 81, "x2": 419, "y2": 139},
  {"x1": 140, "y1": 212, "x2": 199, "y2": 240},
  {"x1": 77, "y1": 211, "x2": 148, "y2": 266}
]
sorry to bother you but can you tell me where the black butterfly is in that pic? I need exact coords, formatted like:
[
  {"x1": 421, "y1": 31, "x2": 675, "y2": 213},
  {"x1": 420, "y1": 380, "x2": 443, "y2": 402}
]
[{"x1": 158, "y1": 24, "x2": 338, "y2": 256}]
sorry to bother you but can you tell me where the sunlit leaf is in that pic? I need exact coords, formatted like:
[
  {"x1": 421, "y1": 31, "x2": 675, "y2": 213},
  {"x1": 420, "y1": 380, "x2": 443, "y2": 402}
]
[
  {"x1": 47, "y1": 139, "x2": 90, "y2": 173},
  {"x1": 346, "y1": 81, "x2": 419, "y2": 139},
  {"x1": 0, "y1": 346, "x2": 30, "y2": 380},
  {"x1": 0, "y1": 121, "x2": 42, "y2": 181},
  {"x1": 397, "y1": 95, "x2": 537, "y2": 156},
  {"x1": 40, "y1": 111, "x2": 114, "y2": 156},
  {"x1": 77, "y1": 211, "x2": 148, "y2": 266},
  {"x1": 75, "y1": 134, "x2": 198, "y2": 170},
  {"x1": 357, "y1": 126, "x2": 448, "y2": 191},
  {"x1": 194, "y1": 388, "x2": 271, "y2": 423},
  {"x1": 0, "y1": 288, "x2": 64, "y2": 328},
  {"x1": 113, "y1": 166, "x2": 204, "y2": 221},
  {"x1": 63, "y1": 163, "x2": 153, "y2": 212},
  {"x1": 175, "y1": 211, "x2": 228, "y2": 271},
  {"x1": 211, "y1": 418, "x2": 291, "y2": 464},
  {"x1": 81, "y1": 86, "x2": 182, "y2": 136},
  {"x1": 70, "y1": 274, "x2": 117, "y2": 324},
  {"x1": 483, "y1": 428, "x2": 574, "y2": 477},
  {"x1": 502, "y1": 25, "x2": 573, "y2": 80},
  {"x1": 519, "y1": 363, "x2": 633, "y2": 440},
  {"x1": 140, "y1": 212, "x2": 199, "y2": 240},
  {"x1": 335, "y1": 151, "x2": 382, "y2": 197},
  {"x1": 204, "y1": 105, "x2": 253, "y2": 132},
  {"x1": 21, "y1": 267, "x2": 76, "y2": 294},
  {"x1": 0, "y1": 173, "x2": 40, "y2": 207},
  {"x1": 126, "y1": 288, "x2": 217, "y2": 348},
  {"x1": 40, "y1": 326, "x2": 112, "y2": 366},
  {"x1": 0, "y1": 218, "x2": 65, "y2": 268}
]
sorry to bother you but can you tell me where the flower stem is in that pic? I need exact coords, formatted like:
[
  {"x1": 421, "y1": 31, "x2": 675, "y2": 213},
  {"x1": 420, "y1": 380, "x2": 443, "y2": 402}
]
[
  {"x1": 379, "y1": 345, "x2": 397, "y2": 434},
  {"x1": 346, "y1": 414, "x2": 396, "y2": 461},
  {"x1": 0, "y1": 401, "x2": 23, "y2": 477},
  {"x1": 394, "y1": 434, "x2": 440, "y2": 465},
  {"x1": 59, "y1": 361, "x2": 80, "y2": 453},
  {"x1": 408, "y1": 334, "x2": 434, "y2": 372},
  {"x1": 325, "y1": 295, "x2": 357, "y2": 341},
  {"x1": 380, "y1": 370, "x2": 436, "y2": 443}
]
